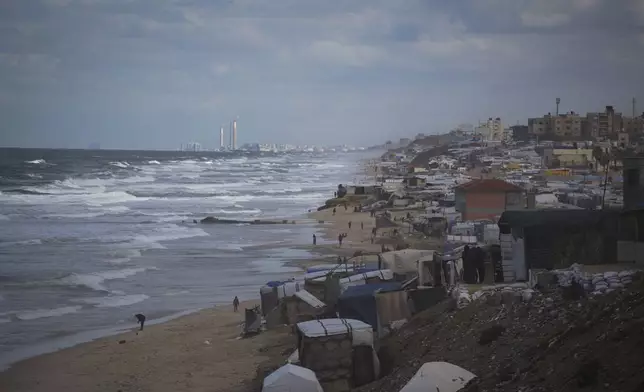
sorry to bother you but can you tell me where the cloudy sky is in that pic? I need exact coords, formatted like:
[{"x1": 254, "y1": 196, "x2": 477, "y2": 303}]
[{"x1": 1, "y1": 0, "x2": 643, "y2": 149}]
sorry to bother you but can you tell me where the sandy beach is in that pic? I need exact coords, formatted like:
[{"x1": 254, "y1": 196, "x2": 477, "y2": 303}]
[{"x1": 0, "y1": 300, "x2": 293, "y2": 392}]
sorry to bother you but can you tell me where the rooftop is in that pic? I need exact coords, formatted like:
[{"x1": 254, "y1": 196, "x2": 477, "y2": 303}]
[{"x1": 455, "y1": 179, "x2": 524, "y2": 193}]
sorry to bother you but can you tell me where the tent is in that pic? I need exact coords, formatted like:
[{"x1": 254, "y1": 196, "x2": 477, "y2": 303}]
[
  {"x1": 337, "y1": 282, "x2": 402, "y2": 329},
  {"x1": 379, "y1": 249, "x2": 434, "y2": 275},
  {"x1": 399, "y1": 361, "x2": 476, "y2": 392},
  {"x1": 262, "y1": 364, "x2": 323, "y2": 392}
]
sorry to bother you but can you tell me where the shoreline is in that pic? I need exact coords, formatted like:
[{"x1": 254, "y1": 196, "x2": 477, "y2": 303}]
[{"x1": 0, "y1": 161, "x2": 377, "y2": 391}]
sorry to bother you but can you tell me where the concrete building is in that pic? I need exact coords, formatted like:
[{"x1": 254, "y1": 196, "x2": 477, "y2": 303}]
[
  {"x1": 623, "y1": 114, "x2": 644, "y2": 134},
  {"x1": 510, "y1": 125, "x2": 529, "y2": 142},
  {"x1": 454, "y1": 179, "x2": 525, "y2": 221},
  {"x1": 542, "y1": 147, "x2": 593, "y2": 168},
  {"x1": 585, "y1": 106, "x2": 622, "y2": 139},
  {"x1": 528, "y1": 112, "x2": 582, "y2": 139}
]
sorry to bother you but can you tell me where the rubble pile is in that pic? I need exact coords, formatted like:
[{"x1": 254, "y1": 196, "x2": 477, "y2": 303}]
[{"x1": 355, "y1": 273, "x2": 644, "y2": 392}]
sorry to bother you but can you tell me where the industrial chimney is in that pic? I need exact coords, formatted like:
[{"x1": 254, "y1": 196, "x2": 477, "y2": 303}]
[
  {"x1": 219, "y1": 126, "x2": 224, "y2": 150},
  {"x1": 232, "y1": 120, "x2": 237, "y2": 150}
]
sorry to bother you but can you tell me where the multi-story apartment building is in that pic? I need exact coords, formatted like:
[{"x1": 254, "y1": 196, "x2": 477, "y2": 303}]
[
  {"x1": 585, "y1": 106, "x2": 622, "y2": 139},
  {"x1": 528, "y1": 112, "x2": 582, "y2": 139},
  {"x1": 623, "y1": 113, "x2": 644, "y2": 134},
  {"x1": 476, "y1": 118, "x2": 503, "y2": 141}
]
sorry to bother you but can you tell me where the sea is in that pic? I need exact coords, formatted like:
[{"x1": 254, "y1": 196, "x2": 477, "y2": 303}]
[{"x1": 0, "y1": 148, "x2": 373, "y2": 369}]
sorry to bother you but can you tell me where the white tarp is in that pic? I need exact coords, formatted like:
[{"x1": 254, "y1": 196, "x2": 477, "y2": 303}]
[
  {"x1": 304, "y1": 267, "x2": 355, "y2": 282},
  {"x1": 294, "y1": 290, "x2": 326, "y2": 309},
  {"x1": 277, "y1": 281, "x2": 301, "y2": 299},
  {"x1": 339, "y1": 269, "x2": 394, "y2": 284},
  {"x1": 399, "y1": 362, "x2": 476, "y2": 392},
  {"x1": 297, "y1": 318, "x2": 373, "y2": 347},
  {"x1": 262, "y1": 364, "x2": 323, "y2": 392},
  {"x1": 380, "y1": 249, "x2": 435, "y2": 275}
]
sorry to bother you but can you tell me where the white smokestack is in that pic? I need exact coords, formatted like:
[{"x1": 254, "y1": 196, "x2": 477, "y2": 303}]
[
  {"x1": 220, "y1": 126, "x2": 224, "y2": 149},
  {"x1": 232, "y1": 120, "x2": 237, "y2": 150}
]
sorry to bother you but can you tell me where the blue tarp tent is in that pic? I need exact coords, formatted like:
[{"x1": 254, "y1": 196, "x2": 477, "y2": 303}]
[
  {"x1": 337, "y1": 282, "x2": 402, "y2": 329},
  {"x1": 265, "y1": 281, "x2": 284, "y2": 288}
]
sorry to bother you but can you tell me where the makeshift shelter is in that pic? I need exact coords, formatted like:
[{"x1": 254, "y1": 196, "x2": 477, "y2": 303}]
[
  {"x1": 243, "y1": 307, "x2": 262, "y2": 336},
  {"x1": 262, "y1": 364, "x2": 324, "y2": 392},
  {"x1": 282, "y1": 289, "x2": 327, "y2": 325},
  {"x1": 296, "y1": 319, "x2": 379, "y2": 392},
  {"x1": 399, "y1": 361, "x2": 476, "y2": 392},
  {"x1": 379, "y1": 249, "x2": 434, "y2": 277},
  {"x1": 337, "y1": 282, "x2": 402, "y2": 333},
  {"x1": 498, "y1": 209, "x2": 618, "y2": 282}
]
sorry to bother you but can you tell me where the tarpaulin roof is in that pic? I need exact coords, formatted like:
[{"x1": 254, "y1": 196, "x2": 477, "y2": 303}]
[
  {"x1": 337, "y1": 282, "x2": 403, "y2": 330},
  {"x1": 339, "y1": 269, "x2": 394, "y2": 284},
  {"x1": 296, "y1": 319, "x2": 372, "y2": 346},
  {"x1": 294, "y1": 290, "x2": 326, "y2": 309},
  {"x1": 262, "y1": 364, "x2": 323, "y2": 392},
  {"x1": 399, "y1": 361, "x2": 476, "y2": 392},
  {"x1": 340, "y1": 282, "x2": 402, "y2": 299}
]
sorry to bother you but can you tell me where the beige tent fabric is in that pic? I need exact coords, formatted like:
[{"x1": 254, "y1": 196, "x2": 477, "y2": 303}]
[
  {"x1": 379, "y1": 249, "x2": 435, "y2": 275},
  {"x1": 375, "y1": 290, "x2": 411, "y2": 326}
]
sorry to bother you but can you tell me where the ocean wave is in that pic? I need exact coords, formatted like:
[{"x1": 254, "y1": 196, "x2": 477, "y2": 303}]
[
  {"x1": 16, "y1": 306, "x2": 82, "y2": 321},
  {"x1": 75, "y1": 294, "x2": 149, "y2": 308},
  {"x1": 211, "y1": 208, "x2": 262, "y2": 215},
  {"x1": 0, "y1": 239, "x2": 42, "y2": 248},
  {"x1": 147, "y1": 160, "x2": 161, "y2": 165},
  {"x1": 130, "y1": 225, "x2": 209, "y2": 249},
  {"x1": 2, "y1": 189, "x2": 50, "y2": 195},
  {"x1": 58, "y1": 267, "x2": 151, "y2": 292},
  {"x1": 109, "y1": 161, "x2": 130, "y2": 168},
  {"x1": 25, "y1": 159, "x2": 47, "y2": 165}
]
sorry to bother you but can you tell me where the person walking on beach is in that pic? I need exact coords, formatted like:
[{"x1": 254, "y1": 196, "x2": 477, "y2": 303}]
[
  {"x1": 312, "y1": 234, "x2": 317, "y2": 245},
  {"x1": 333, "y1": 207, "x2": 336, "y2": 216},
  {"x1": 233, "y1": 296, "x2": 240, "y2": 312},
  {"x1": 338, "y1": 233, "x2": 343, "y2": 248},
  {"x1": 135, "y1": 313, "x2": 146, "y2": 331},
  {"x1": 348, "y1": 221, "x2": 352, "y2": 230}
]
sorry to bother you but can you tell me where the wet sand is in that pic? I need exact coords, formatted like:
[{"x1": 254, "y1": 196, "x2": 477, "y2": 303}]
[{"x1": 0, "y1": 301, "x2": 292, "y2": 392}]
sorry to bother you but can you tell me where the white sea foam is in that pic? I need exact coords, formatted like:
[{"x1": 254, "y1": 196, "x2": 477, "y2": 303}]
[
  {"x1": 109, "y1": 161, "x2": 130, "y2": 168},
  {"x1": 16, "y1": 306, "x2": 82, "y2": 321},
  {"x1": 76, "y1": 294, "x2": 149, "y2": 308},
  {"x1": 25, "y1": 159, "x2": 46, "y2": 165},
  {"x1": 59, "y1": 267, "x2": 151, "y2": 291},
  {"x1": 147, "y1": 160, "x2": 161, "y2": 165}
]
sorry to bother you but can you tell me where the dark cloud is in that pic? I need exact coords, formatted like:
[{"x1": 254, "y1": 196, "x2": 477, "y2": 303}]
[{"x1": 0, "y1": 0, "x2": 643, "y2": 148}]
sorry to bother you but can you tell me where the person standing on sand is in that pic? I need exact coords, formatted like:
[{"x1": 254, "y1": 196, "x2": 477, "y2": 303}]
[
  {"x1": 312, "y1": 234, "x2": 317, "y2": 245},
  {"x1": 233, "y1": 296, "x2": 240, "y2": 312},
  {"x1": 338, "y1": 233, "x2": 343, "y2": 247},
  {"x1": 333, "y1": 207, "x2": 336, "y2": 216},
  {"x1": 135, "y1": 313, "x2": 146, "y2": 331},
  {"x1": 361, "y1": 222, "x2": 364, "y2": 230},
  {"x1": 348, "y1": 221, "x2": 352, "y2": 230}
]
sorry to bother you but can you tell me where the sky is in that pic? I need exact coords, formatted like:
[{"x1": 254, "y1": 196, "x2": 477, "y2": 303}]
[{"x1": 1, "y1": 0, "x2": 644, "y2": 150}]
